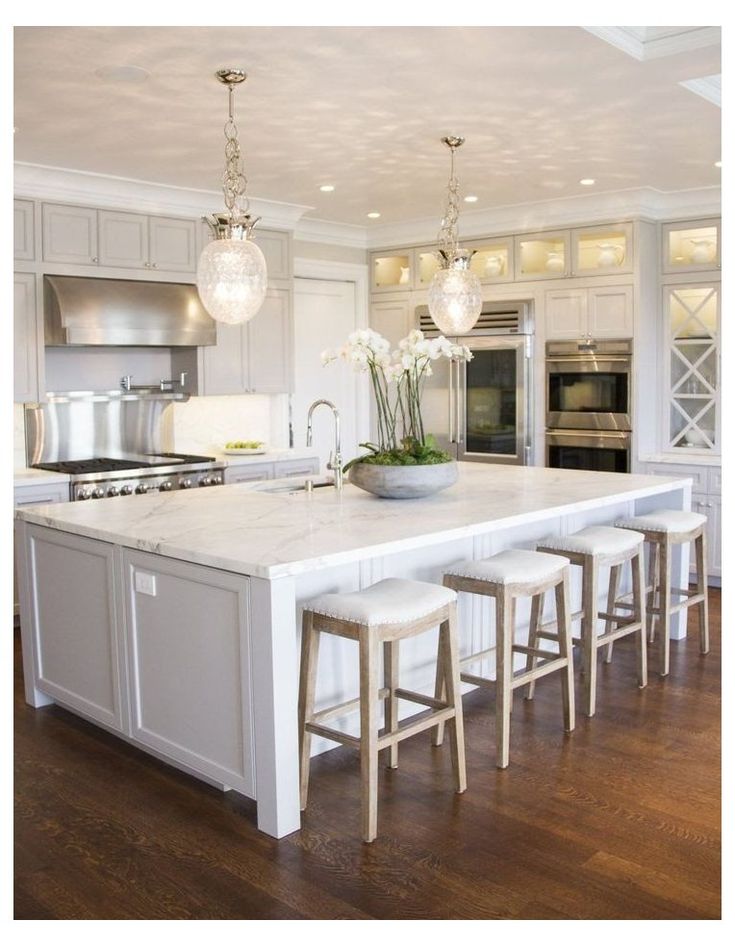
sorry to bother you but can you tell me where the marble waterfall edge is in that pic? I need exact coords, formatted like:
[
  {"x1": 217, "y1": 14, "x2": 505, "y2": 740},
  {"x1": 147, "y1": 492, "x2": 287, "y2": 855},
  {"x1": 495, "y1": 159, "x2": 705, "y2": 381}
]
[{"x1": 348, "y1": 459, "x2": 458, "y2": 498}]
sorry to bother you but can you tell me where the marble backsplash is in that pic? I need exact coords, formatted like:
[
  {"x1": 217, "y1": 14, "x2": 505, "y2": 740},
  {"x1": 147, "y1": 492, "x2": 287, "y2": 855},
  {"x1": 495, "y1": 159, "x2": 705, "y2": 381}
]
[{"x1": 171, "y1": 393, "x2": 290, "y2": 456}]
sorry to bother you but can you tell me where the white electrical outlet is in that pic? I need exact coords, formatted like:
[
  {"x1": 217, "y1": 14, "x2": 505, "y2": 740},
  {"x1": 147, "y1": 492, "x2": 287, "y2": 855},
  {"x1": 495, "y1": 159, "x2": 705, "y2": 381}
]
[{"x1": 134, "y1": 571, "x2": 157, "y2": 596}]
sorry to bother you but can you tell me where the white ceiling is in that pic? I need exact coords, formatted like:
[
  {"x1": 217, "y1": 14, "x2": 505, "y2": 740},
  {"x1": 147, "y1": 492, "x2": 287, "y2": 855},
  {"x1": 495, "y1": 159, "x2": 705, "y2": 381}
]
[{"x1": 13, "y1": 26, "x2": 721, "y2": 227}]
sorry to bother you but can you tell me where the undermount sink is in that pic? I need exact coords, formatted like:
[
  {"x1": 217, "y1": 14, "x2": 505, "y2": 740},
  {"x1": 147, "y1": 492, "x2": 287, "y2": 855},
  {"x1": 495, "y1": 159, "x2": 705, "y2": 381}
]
[{"x1": 243, "y1": 475, "x2": 336, "y2": 494}]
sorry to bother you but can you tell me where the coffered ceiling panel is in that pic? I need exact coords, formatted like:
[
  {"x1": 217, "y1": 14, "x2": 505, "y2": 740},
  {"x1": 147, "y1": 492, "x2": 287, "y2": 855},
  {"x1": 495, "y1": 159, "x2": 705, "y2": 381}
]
[{"x1": 14, "y1": 26, "x2": 721, "y2": 226}]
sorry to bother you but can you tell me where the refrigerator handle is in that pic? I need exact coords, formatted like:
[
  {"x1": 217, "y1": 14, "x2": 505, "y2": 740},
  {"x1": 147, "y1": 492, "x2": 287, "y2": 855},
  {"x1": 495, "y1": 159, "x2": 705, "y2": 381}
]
[
  {"x1": 456, "y1": 360, "x2": 464, "y2": 445},
  {"x1": 448, "y1": 358, "x2": 455, "y2": 443}
]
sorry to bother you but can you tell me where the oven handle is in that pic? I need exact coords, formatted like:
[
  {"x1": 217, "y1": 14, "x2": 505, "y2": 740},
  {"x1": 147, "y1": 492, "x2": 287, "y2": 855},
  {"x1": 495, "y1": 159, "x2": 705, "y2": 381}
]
[
  {"x1": 546, "y1": 357, "x2": 632, "y2": 371},
  {"x1": 546, "y1": 430, "x2": 631, "y2": 448}
]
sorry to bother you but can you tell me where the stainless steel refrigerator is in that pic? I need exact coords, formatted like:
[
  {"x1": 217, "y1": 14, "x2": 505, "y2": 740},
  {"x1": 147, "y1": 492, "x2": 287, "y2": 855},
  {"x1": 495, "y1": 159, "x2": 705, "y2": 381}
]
[{"x1": 418, "y1": 302, "x2": 533, "y2": 466}]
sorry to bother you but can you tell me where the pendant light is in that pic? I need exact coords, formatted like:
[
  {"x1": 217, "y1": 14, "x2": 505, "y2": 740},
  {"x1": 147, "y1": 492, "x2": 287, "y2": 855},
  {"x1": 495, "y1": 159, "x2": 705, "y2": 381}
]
[
  {"x1": 196, "y1": 69, "x2": 267, "y2": 325},
  {"x1": 427, "y1": 136, "x2": 482, "y2": 335}
]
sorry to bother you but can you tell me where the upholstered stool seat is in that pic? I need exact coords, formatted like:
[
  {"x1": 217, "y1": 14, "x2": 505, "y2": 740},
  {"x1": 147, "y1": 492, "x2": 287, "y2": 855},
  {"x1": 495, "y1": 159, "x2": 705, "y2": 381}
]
[
  {"x1": 536, "y1": 526, "x2": 647, "y2": 716},
  {"x1": 615, "y1": 509, "x2": 709, "y2": 677},
  {"x1": 439, "y1": 549, "x2": 575, "y2": 769},
  {"x1": 299, "y1": 578, "x2": 466, "y2": 843}
]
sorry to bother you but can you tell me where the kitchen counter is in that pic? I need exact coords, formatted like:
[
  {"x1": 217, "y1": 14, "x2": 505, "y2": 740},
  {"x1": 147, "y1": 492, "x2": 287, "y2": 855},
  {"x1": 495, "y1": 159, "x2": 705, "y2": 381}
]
[
  {"x1": 639, "y1": 453, "x2": 721, "y2": 467},
  {"x1": 15, "y1": 463, "x2": 694, "y2": 841},
  {"x1": 14, "y1": 467, "x2": 71, "y2": 488},
  {"x1": 16, "y1": 463, "x2": 691, "y2": 580}
]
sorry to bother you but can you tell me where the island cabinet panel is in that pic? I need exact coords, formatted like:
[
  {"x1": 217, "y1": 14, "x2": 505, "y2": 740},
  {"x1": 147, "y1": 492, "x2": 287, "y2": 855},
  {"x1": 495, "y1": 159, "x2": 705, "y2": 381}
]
[
  {"x1": 26, "y1": 528, "x2": 127, "y2": 731},
  {"x1": 123, "y1": 550, "x2": 255, "y2": 796}
]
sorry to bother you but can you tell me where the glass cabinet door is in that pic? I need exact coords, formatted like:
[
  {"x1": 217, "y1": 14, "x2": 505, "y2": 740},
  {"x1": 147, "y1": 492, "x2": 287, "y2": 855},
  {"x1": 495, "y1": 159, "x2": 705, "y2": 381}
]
[
  {"x1": 415, "y1": 247, "x2": 442, "y2": 288},
  {"x1": 370, "y1": 251, "x2": 412, "y2": 292},
  {"x1": 465, "y1": 237, "x2": 514, "y2": 282},
  {"x1": 666, "y1": 285, "x2": 719, "y2": 452},
  {"x1": 572, "y1": 223, "x2": 632, "y2": 275},
  {"x1": 515, "y1": 231, "x2": 569, "y2": 280},
  {"x1": 662, "y1": 219, "x2": 720, "y2": 273}
]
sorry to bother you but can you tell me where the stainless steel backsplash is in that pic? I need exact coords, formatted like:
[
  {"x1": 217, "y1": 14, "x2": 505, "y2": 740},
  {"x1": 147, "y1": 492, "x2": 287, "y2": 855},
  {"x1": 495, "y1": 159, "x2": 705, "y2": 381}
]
[{"x1": 25, "y1": 392, "x2": 180, "y2": 465}]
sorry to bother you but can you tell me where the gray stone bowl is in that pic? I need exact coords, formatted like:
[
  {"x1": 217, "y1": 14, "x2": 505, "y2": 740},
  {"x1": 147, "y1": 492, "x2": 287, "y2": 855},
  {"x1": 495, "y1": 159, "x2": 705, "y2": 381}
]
[{"x1": 348, "y1": 459, "x2": 458, "y2": 499}]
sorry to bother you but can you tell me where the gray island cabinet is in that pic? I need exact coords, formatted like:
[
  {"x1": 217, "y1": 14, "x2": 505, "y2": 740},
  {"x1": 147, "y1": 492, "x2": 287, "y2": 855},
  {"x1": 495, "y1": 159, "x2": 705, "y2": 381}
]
[{"x1": 15, "y1": 463, "x2": 692, "y2": 839}]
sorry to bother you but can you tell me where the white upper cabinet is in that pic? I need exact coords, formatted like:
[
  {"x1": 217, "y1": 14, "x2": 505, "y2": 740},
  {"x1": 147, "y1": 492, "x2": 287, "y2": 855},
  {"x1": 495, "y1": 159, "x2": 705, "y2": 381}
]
[
  {"x1": 42, "y1": 203, "x2": 98, "y2": 265},
  {"x1": 149, "y1": 216, "x2": 198, "y2": 272},
  {"x1": 42, "y1": 202, "x2": 198, "y2": 274},
  {"x1": 571, "y1": 223, "x2": 633, "y2": 276},
  {"x1": 370, "y1": 250, "x2": 413, "y2": 293},
  {"x1": 369, "y1": 294, "x2": 415, "y2": 350},
  {"x1": 515, "y1": 230, "x2": 570, "y2": 280},
  {"x1": 14, "y1": 199, "x2": 35, "y2": 261},
  {"x1": 545, "y1": 286, "x2": 633, "y2": 340},
  {"x1": 98, "y1": 211, "x2": 149, "y2": 268},
  {"x1": 545, "y1": 289, "x2": 587, "y2": 338},
  {"x1": 14, "y1": 272, "x2": 41, "y2": 403},
  {"x1": 662, "y1": 218, "x2": 720, "y2": 274},
  {"x1": 248, "y1": 288, "x2": 292, "y2": 393},
  {"x1": 252, "y1": 229, "x2": 290, "y2": 281}
]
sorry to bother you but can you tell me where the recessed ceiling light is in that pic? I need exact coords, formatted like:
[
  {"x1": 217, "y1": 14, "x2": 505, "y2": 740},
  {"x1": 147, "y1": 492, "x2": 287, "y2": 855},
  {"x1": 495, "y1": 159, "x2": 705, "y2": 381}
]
[
  {"x1": 579, "y1": 178, "x2": 596, "y2": 186},
  {"x1": 93, "y1": 65, "x2": 150, "y2": 83},
  {"x1": 714, "y1": 160, "x2": 722, "y2": 168},
  {"x1": 366, "y1": 212, "x2": 381, "y2": 219},
  {"x1": 319, "y1": 184, "x2": 335, "y2": 192},
  {"x1": 464, "y1": 195, "x2": 479, "y2": 203}
]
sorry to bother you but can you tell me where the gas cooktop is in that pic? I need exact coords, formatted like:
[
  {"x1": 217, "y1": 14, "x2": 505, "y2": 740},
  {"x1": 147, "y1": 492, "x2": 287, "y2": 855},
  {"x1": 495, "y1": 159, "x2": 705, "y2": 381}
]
[{"x1": 34, "y1": 452, "x2": 215, "y2": 476}]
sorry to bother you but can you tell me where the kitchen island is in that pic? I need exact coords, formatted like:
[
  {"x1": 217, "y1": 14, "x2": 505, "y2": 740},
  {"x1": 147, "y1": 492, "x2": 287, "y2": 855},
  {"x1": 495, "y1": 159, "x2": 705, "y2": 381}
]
[{"x1": 15, "y1": 463, "x2": 692, "y2": 838}]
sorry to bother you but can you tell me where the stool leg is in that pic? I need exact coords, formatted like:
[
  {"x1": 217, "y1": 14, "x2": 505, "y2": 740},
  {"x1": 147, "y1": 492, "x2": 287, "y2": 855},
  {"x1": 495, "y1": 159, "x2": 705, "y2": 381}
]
[
  {"x1": 524, "y1": 592, "x2": 543, "y2": 701},
  {"x1": 383, "y1": 640, "x2": 399, "y2": 769},
  {"x1": 556, "y1": 569, "x2": 575, "y2": 733},
  {"x1": 440, "y1": 605, "x2": 467, "y2": 793},
  {"x1": 647, "y1": 541, "x2": 658, "y2": 643},
  {"x1": 359, "y1": 631, "x2": 380, "y2": 843},
  {"x1": 581, "y1": 558, "x2": 598, "y2": 717},
  {"x1": 603, "y1": 564, "x2": 621, "y2": 665},
  {"x1": 495, "y1": 590, "x2": 513, "y2": 769},
  {"x1": 432, "y1": 630, "x2": 446, "y2": 747},
  {"x1": 298, "y1": 611, "x2": 320, "y2": 811},
  {"x1": 695, "y1": 532, "x2": 710, "y2": 655},
  {"x1": 632, "y1": 550, "x2": 647, "y2": 689},
  {"x1": 659, "y1": 540, "x2": 672, "y2": 678}
]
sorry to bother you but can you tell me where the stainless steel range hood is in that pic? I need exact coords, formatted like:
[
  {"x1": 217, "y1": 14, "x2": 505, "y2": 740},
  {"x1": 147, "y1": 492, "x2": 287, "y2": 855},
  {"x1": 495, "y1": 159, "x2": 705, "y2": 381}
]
[{"x1": 44, "y1": 275, "x2": 216, "y2": 347}]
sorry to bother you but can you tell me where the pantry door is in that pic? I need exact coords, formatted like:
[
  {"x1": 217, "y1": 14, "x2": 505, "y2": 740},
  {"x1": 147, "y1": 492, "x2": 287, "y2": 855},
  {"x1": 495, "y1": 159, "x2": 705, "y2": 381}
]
[{"x1": 292, "y1": 277, "x2": 368, "y2": 472}]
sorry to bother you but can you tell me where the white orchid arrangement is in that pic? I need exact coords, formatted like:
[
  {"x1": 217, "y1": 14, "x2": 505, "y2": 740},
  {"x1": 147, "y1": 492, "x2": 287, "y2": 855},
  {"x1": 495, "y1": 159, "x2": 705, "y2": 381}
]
[{"x1": 322, "y1": 328, "x2": 472, "y2": 465}]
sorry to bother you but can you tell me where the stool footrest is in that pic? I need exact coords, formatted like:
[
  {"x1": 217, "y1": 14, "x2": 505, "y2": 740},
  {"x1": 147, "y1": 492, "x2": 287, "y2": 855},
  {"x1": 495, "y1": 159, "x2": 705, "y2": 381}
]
[
  {"x1": 311, "y1": 688, "x2": 390, "y2": 725},
  {"x1": 305, "y1": 721, "x2": 360, "y2": 749},
  {"x1": 512, "y1": 643, "x2": 561, "y2": 661},
  {"x1": 393, "y1": 687, "x2": 446, "y2": 710},
  {"x1": 595, "y1": 621, "x2": 644, "y2": 647},
  {"x1": 512, "y1": 656, "x2": 569, "y2": 690},
  {"x1": 377, "y1": 706, "x2": 456, "y2": 750},
  {"x1": 460, "y1": 670, "x2": 494, "y2": 689}
]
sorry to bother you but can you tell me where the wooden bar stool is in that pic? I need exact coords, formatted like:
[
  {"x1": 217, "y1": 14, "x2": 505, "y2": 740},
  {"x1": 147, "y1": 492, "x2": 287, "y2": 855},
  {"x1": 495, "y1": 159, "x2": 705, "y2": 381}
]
[
  {"x1": 298, "y1": 578, "x2": 466, "y2": 843},
  {"x1": 535, "y1": 526, "x2": 647, "y2": 716},
  {"x1": 615, "y1": 509, "x2": 709, "y2": 677},
  {"x1": 438, "y1": 549, "x2": 575, "y2": 769}
]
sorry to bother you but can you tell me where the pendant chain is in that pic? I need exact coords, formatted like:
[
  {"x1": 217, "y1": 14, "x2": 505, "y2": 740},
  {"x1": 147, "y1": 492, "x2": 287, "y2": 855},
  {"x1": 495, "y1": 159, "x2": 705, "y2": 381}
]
[
  {"x1": 437, "y1": 146, "x2": 460, "y2": 258},
  {"x1": 222, "y1": 84, "x2": 249, "y2": 220}
]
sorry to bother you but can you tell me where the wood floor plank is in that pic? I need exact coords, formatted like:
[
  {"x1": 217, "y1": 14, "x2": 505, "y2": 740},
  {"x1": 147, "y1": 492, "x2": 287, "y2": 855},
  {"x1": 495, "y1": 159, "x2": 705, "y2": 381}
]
[{"x1": 14, "y1": 589, "x2": 721, "y2": 919}]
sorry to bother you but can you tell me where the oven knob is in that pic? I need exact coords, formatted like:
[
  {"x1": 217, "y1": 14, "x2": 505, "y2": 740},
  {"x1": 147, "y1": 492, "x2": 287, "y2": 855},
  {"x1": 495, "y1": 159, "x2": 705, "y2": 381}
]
[
  {"x1": 77, "y1": 488, "x2": 92, "y2": 500},
  {"x1": 92, "y1": 487, "x2": 105, "y2": 499},
  {"x1": 107, "y1": 486, "x2": 120, "y2": 497},
  {"x1": 199, "y1": 476, "x2": 213, "y2": 487},
  {"x1": 135, "y1": 483, "x2": 150, "y2": 494},
  {"x1": 159, "y1": 481, "x2": 173, "y2": 492},
  {"x1": 120, "y1": 485, "x2": 134, "y2": 496},
  {"x1": 180, "y1": 478, "x2": 193, "y2": 489},
  {"x1": 212, "y1": 473, "x2": 223, "y2": 485}
]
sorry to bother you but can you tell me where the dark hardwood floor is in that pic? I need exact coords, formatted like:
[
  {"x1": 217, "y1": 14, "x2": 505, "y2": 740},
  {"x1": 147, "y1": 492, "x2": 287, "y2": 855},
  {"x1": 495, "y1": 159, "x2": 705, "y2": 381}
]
[{"x1": 15, "y1": 590, "x2": 721, "y2": 919}]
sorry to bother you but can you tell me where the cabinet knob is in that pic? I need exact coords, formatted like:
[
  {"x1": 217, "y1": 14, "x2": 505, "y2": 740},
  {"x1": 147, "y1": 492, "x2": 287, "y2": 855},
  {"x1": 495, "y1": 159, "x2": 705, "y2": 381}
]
[
  {"x1": 151, "y1": 262, "x2": 158, "y2": 269},
  {"x1": 143, "y1": 261, "x2": 150, "y2": 268},
  {"x1": 91, "y1": 256, "x2": 99, "y2": 263}
]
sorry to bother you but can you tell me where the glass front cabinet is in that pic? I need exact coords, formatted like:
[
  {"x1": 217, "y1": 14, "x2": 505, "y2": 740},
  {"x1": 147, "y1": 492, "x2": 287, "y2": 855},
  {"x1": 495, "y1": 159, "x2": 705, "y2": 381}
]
[
  {"x1": 571, "y1": 223, "x2": 633, "y2": 275},
  {"x1": 662, "y1": 219, "x2": 720, "y2": 274},
  {"x1": 370, "y1": 251, "x2": 413, "y2": 293},
  {"x1": 664, "y1": 284, "x2": 720, "y2": 453},
  {"x1": 515, "y1": 230, "x2": 570, "y2": 280}
]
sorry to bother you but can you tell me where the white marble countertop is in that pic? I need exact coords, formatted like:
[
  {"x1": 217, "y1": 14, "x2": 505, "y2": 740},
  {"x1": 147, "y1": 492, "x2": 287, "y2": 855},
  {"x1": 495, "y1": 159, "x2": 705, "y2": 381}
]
[
  {"x1": 639, "y1": 453, "x2": 721, "y2": 468},
  {"x1": 213, "y1": 448, "x2": 320, "y2": 468},
  {"x1": 14, "y1": 468, "x2": 71, "y2": 489},
  {"x1": 16, "y1": 463, "x2": 691, "y2": 580}
]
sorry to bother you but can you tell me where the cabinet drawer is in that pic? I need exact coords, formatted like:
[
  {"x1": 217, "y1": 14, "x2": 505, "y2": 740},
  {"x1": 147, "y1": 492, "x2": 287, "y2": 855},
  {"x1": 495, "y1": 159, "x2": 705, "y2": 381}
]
[
  {"x1": 274, "y1": 458, "x2": 320, "y2": 478},
  {"x1": 224, "y1": 463, "x2": 275, "y2": 484},
  {"x1": 14, "y1": 483, "x2": 70, "y2": 506},
  {"x1": 645, "y1": 463, "x2": 708, "y2": 493}
]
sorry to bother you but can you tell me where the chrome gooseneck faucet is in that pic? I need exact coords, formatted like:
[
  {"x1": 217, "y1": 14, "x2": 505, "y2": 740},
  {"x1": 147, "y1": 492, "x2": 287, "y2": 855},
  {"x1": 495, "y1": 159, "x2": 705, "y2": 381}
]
[{"x1": 306, "y1": 399, "x2": 343, "y2": 490}]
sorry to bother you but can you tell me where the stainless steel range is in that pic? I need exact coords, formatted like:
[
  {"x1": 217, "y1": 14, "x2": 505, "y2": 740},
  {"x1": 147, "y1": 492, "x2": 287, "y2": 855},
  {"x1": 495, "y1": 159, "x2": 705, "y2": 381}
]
[{"x1": 25, "y1": 390, "x2": 224, "y2": 502}]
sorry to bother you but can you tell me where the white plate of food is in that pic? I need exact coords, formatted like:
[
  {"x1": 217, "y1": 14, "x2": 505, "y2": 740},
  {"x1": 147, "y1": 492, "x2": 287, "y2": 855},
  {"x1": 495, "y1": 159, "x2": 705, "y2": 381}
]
[{"x1": 223, "y1": 441, "x2": 268, "y2": 455}]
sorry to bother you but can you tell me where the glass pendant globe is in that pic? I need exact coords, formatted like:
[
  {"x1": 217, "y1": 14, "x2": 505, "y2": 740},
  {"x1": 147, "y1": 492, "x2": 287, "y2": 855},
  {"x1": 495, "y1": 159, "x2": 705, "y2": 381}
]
[
  {"x1": 428, "y1": 266, "x2": 482, "y2": 335},
  {"x1": 197, "y1": 238, "x2": 267, "y2": 325}
]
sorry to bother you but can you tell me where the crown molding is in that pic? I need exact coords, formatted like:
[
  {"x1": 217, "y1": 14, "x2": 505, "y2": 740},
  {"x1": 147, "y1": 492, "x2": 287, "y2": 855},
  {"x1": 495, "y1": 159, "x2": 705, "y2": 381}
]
[
  {"x1": 13, "y1": 162, "x2": 314, "y2": 231},
  {"x1": 293, "y1": 215, "x2": 368, "y2": 248},
  {"x1": 584, "y1": 26, "x2": 720, "y2": 61},
  {"x1": 679, "y1": 74, "x2": 721, "y2": 107},
  {"x1": 364, "y1": 186, "x2": 722, "y2": 249}
]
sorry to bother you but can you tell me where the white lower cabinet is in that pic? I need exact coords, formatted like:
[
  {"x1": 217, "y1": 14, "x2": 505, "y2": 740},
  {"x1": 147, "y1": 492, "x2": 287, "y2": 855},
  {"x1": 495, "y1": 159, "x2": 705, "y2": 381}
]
[
  {"x1": 123, "y1": 550, "x2": 255, "y2": 795},
  {"x1": 24, "y1": 528, "x2": 128, "y2": 731},
  {"x1": 223, "y1": 457, "x2": 320, "y2": 485},
  {"x1": 14, "y1": 483, "x2": 69, "y2": 613}
]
